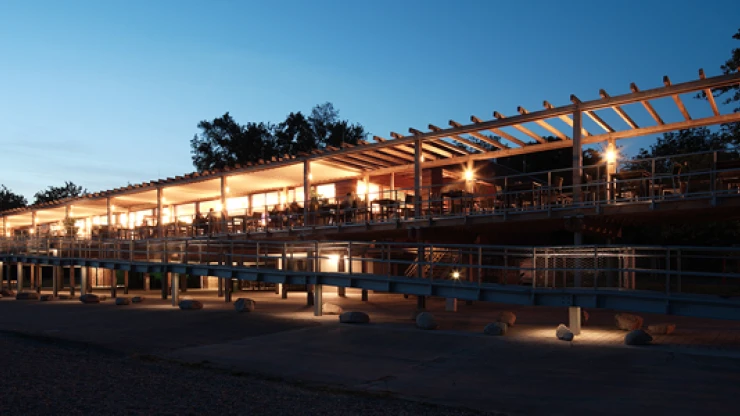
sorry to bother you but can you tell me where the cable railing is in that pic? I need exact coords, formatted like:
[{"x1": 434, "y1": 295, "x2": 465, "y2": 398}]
[{"x1": 2, "y1": 238, "x2": 740, "y2": 299}]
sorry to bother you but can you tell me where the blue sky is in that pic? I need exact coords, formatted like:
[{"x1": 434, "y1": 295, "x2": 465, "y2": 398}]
[{"x1": 1, "y1": 0, "x2": 738, "y2": 201}]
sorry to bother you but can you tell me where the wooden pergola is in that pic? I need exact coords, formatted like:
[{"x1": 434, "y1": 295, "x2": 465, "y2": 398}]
[{"x1": 2, "y1": 68, "x2": 739, "y2": 237}]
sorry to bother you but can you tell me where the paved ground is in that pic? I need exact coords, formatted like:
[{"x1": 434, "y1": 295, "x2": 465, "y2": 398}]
[{"x1": 2, "y1": 287, "x2": 740, "y2": 415}]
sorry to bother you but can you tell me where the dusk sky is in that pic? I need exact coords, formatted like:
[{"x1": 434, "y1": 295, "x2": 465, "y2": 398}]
[{"x1": 1, "y1": 0, "x2": 738, "y2": 201}]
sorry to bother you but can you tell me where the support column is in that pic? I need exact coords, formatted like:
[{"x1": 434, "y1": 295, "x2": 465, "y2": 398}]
[
  {"x1": 16, "y1": 263, "x2": 23, "y2": 292},
  {"x1": 161, "y1": 272, "x2": 169, "y2": 300},
  {"x1": 360, "y1": 254, "x2": 368, "y2": 301},
  {"x1": 144, "y1": 273, "x2": 150, "y2": 291},
  {"x1": 307, "y1": 247, "x2": 315, "y2": 306},
  {"x1": 416, "y1": 295, "x2": 426, "y2": 310},
  {"x1": 606, "y1": 138, "x2": 617, "y2": 202},
  {"x1": 277, "y1": 283, "x2": 287, "y2": 299},
  {"x1": 156, "y1": 187, "x2": 163, "y2": 239},
  {"x1": 363, "y1": 174, "x2": 370, "y2": 221},
  {"x1": 171, "y1": 272, "x2": 179, "y2": 306},
  {"x1": 225, "y1": 278, "x2": 232, "y2": 303},
  {"x1": 568, "y1": 306, "x2": 582, "y2": 335},
  {"x1": 80, "y1": 266, "x2": 87, "y2": 296},
  {"x1": 106, "y1": 197, "x2": 113, "y2": 239},
  {"x1": 414, "y1": 137, "x2": 423, "y2": 217},
  {"x1": 313, "y1": 284, "x2": 323, "y2": 316},
  {"x1": 52, "y1": 266, "x2": 58, "y2": 297},
  {"x1": 110, "y1": 269, "x2": 117, "y2": 298},
  {"x1": 361, "y1": 289, "x2": 368, "y2": 302},
  {"x1": 220, "y1": 175, "x2": 227, "y2": 234},
  {"x1": 217, "y1": 276, "x2": 223, "y2": 297},
  {"x1": 572, "y1": 107, "x2": 583, "y2": 206},
  {"x1": 337, "y1": 286, "x2": 346, "y2": 297},
  {"x1": 29, "y1": 264, "x2": 36, "y2": 293},
  {"x1": 123, "y1": 271, "x2": 129, "y2": 294},
  {"x1": 180, "y1": 274, "x2": 186, "y2": 292},
  {"x1": 445, "y1": 297, "x2": 458, "y2": 312},
  {"x1": 69, "y1": 266, "x2": 76, "y2": 296}
]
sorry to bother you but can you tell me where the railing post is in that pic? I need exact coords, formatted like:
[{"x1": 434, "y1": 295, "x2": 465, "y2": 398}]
[{"x1": 348, "y1": 241, "x2": 353, "y2": 275}]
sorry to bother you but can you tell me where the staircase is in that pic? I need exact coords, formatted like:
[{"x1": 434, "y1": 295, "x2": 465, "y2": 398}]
[{"x1": 405, "y1": 248, "x2": 460, "y2": 279}]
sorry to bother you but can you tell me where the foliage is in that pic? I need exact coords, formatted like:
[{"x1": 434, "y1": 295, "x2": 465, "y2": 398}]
[
  {"x1": 190, "y1": 102, "x2": 367, "y2": 172},
  {"x1": 33, "y1": 181, "x2": 86, "y2": 205},
  {"x1": 0, "y1": 185, "x2": 27, "y2": 211},
  {"x1": 494, "y1": 137, "x2": 603, "y2": 183}
]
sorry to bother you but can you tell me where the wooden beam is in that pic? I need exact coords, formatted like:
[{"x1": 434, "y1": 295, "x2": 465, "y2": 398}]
[
  {"x1": 599, "y1": 89, "x2": 639, "y2": 129},
  {"x1": 338, "y1": 152, "x2": 394, "y2": 169},
  {"x1": 663, "y1": 76, "x2": 691, "y2": 121},
  {"x1": 439, "y1": 122, "x2": 496, "y2": 152},
  {"x1": 470, "y1": 116, "x2": 527, "y2": 147},
  {"x1": 493, "y1": 111, "x2": 546, "y2": 144},
  {"x1": 392, "y1": 132, "x2": 451, "y2": 158},
  {"x1": 409, "y1": 128, "x2": 471, "y2": 155},
  {"x1": 322, "y1": 157, "x2": 369, "y2": 171},
  {"x1": 543, "y1": 101, "x2": 591, "y2": 136},
  {"x1": 699, "y1": 69, "x2": 720, "y2": 116},
  {"x1": 454, "y1": 120, "x2": 506, "y2": 149},
  {"x1": 630, "y1": 83, "x2": 664, "y2": 125},
  {"x1": 389, "y1": 133, "x2": 438, "y2": 161},
  {"x1": 517, "y1": 106, "x2": 570, "y2": 140},
  {"x1": 570, "y1": 95, "x2": 615, "y2": 133}
]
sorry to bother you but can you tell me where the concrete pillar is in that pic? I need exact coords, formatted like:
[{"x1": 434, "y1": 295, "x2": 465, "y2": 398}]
[
  {"x1": 313, "y1": 284, "x2": 323, "y2": 316},
  {"x1": 16, "y1": 263, "x2": 23, "y2": 292},
  {"x1": 171, "y1": 272, "x2": 179, "y2": 306},
  {"x1": 569, "y1": 306, "x2": 582, "y2": 335},
  {"x1": 69, "y1": 267, "x2": 76, "y2": 297},
  {"x1": 52, "y1": 266, "x2": 59, "y2": 297},
  {"x1": 445, "y1": 298, "x2": 458, "y2": 312},
  {"x1": 306, "y1": 285, "x2": 314, "y2": 306},
  {"x1": 277, "y1": 283, "x2": 287, "y2": 299},
  {"x1": 217, "y1": 276, "x2": 223, "y2": 297},
  {"x1": 144, "y1": 273, "x2": 150, "y2": 291},
  {"x1": 110, "y1": 269, "x2": 117, "y2": 298},
  {"x1": 123, "y1": 271, "x2": 129, "y2": 294},
  {"x1": 80, "y1": 266, "x2": 87, "y2": 296},
  {"x1": 416, "y1": 295, "x2": 426, "y2": 310},
  {"x1": 29, "y1": 264, "x2": 36, "y2": 293},
  {"x1": 361, "y1": 289, "x2": 368, "y2": 302},
  {"x1": 225, "y1": 278, "x2": 232, "y2": 303},
  {"x1": 161, "y1": 272, "x2": 169, "y2": 300},
  {"x1": 337, "y1": 286, "x2": 346, "y2": 297}
]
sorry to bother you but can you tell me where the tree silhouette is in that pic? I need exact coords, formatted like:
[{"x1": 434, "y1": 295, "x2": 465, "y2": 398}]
[
  {"x1": 0, "y1": 185, "x2": 27, "y2": 211},
  {"x1": 33, "y1": 181, "x2": 86, "y2": 204}
]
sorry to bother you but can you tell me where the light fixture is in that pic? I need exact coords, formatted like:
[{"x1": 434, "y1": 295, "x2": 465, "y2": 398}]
[
  {"x1": 327, "y1": 254, "x2": 340, "y2": 263},
  {"x1": 308, "y1": 173, "x2": 313, "y2": 181},
  {"x1": 225, "y1": 186, "x2": 230, "y2": 193},
  {"x1": 451, "y1": 270, "x2": 460, "y2": 279},
  {"x1": 606, "y1": 149, "x2": 617, "y2": 164},
  {"x1": 464, "y1": 169, "x2": 474, "y2": 181}
]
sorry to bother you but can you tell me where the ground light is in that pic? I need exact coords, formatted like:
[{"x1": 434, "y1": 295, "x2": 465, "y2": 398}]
[{"x1": 451, "y1": 270, "x2": 460, "y2": 279}]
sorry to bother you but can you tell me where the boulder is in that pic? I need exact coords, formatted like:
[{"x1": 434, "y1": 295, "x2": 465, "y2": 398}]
[
  {"x1": 79, "y1": 294, "x2": 100, "y2": 304},
  {"x1": 1, "y1": 289, "x2": 14, "y2": 297},
  {"x1": 615, "y1": 313, "x2": 644, "y2": 331},
  {"x1": 497, "y1": 311, "x2": 517, "y2": 326},
  {"x1": 39, "y1": 294, "x2": 54, "y2": 302},
  {"x1": 483, "y1": 322, "x2": 507, "y2": 336},
  {"x1": 647, "y1": 323, "x2": 676, "y2": 335},
  {"x1": 115, "y1": 297, "x2": 131, "y2": 306},
  {"x1": 131, "y1": 296, "x2": 145, "y2": 303},
  {"x1": 322, "y1": 302, "x2": 343, "y2": 315},
  {"x1": 339, "y1": 311, "x2": 370, "y2": 324},
  {"x1": 179, "y1": 299, "x2": 203, "y2": 310},
  {"x1": 234, "y1": 298, "x2": 256, "y2": 313},
  {"x1": 416, "y1": 312, "x2": 438, "y2": 330},
  {"x1": 410, "y1": 309, "x2": 425, "y2": 321},
  {"x1": 556, "y1": 324, "x2": 574, "y2": 341},
  {"x1": 625, "y1": 330, "x2": 653, "y2": 346},
  {"x1": 16, "y1": 292, "x2": 40, "y2": 300}
]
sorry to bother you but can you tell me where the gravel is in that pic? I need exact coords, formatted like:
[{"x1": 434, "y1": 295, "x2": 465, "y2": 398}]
[{"x1": 0, "y1": 333, "x2": 497, "y2": 416}]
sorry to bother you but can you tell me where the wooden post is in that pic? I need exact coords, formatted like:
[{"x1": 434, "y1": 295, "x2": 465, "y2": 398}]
[
  {"x1": 572, "y1": 107, "x2": 583, "y2": 206},
  {"x1": 606, "y1": 138, "x2": 617, "y2": 201},
  {"x1": 17, "y1": 263, "x2": 23, "y2": 292},
  {"x1": 156, "y1": 187, "x2": 163, "y2": 239},
  {"x1": 363, "y1": 174, "x2": 370, "y2": 221},
  {"x1": 414, "y1": 137, "x2": 422, "y2": 217},
  {"x1": 106, "y1": 197, "x2": 112, "y2": 239},
  {"x1": 220, "y1": 175, "x2": 227, "y2": 234},
  {"x1": 303, "y1": 160, "x2": 312, "y2": 226},
  {"x1": 69, "y1": 266, "x2": 76, "y2": 296},
  {"x1": 123, "y1": 270, "x2": 129, "y2": 294},
  {"x1": 161, "y1": 272, "x2": 169, "y2": 300},
  {"x1": 144, "y1": 272, "x2": 150, "y2": 291}
]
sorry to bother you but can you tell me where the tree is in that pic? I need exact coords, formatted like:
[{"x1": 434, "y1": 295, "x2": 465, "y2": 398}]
[
  {"x1": 190, "y1": 103, "x2": 368, "y2": 172},
  {"x1": 698, "y1": 28, "x2": 740, "y2": 144},
  {"x1": 33, "y1": 181, "x2": 86, "y2": 204},
  {"x1": 0, "y1": 185, "x2": 27, "y2": 211}
]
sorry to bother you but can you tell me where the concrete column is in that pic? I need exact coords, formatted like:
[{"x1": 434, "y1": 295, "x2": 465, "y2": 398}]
[
  {"x1": 277, "y1": 283, "x2": 287, "y2": 299},
  {"x1": 313, "y1": 284, "x2": 323, "y2": 316},
  {"x1": 445, "y1": 298, "x2": 458, "y2": 312},
  {"x1": 217, "y1": 276, "x2": 223, "y2": 297},
  {"x1": 361, "y1": 289, "x2": 368, "y2": 302},
  {"x1": 161, "y1": 272, "x2": 169, "y2": 300},
  {"x1": 144, "y1": 273, "x2": 150, "y2": 291},
  {"x1": 220, "y1": 175, "x2": 227, "y2": 234},
  {"x1": 180, "y1": 274, "x2": 187, "y2": 292},
  {"x1": 29, "y1": 264, "x2": 36, "y2": 293},
  {"x1": 123, "y1": 271, "x2": 129, "y2": 294},
  {"x1": 337, "y1": 286, "x2": 346, "y2": 297},
  {"x1": 52, "y1": 266, "x2": 58, "y2": 297},
  {"x1": 224, "y1": 278, "x2": 232, "y2": 303},
  {"x1": 171, "y1": 272, "x2": 179, "y2": 306},
  {"x1": 69, "y1": 267, "x2": 76, "y2": 296},
  {"x1": 110, "y1": 269, "x2": 117, "y2": 298},
  {"x1": 80, "y1": 266, "x2": 87, "y2": 296},
  {"x1": 414, "y1": 137, "x2": 422, "y2": 217},
  {"x1": 568, "y1": 306, "x2": 582, "y2": 335},
  {"x1": 16, "y1": 263, "x2": 23, "y2": 292}
]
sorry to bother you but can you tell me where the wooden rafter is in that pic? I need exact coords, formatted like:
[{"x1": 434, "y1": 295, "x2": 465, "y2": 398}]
[
  {"x1": 570, "y1": 95, "x2": 615, "y2": 133},
  {"x1": 320, "y1": 157, "x2": 368, "y2": 171},
  {"x1": 470, "y1": 116, "x2": 527, "y2": 147},
  {"x1": 663, "y1": 76, "x2": 691, "y2": 121},
  {"x1": 409, "y1": 128, "x2": 471, "y2": 155},
  {"x1": 699, "y1": 69, "x2": 721, "y2": 116},
  {"x1": 437, "y1": 122, "x2": 493, "y2": 152},
  {"x1": 335, "y1": 148, "x2": 394, "y2": 168},
  {"x1": 517, "y1": 106, "x2": 570, "y2": 140},
  {"x1": 386, "y1": 133, "x2": 438, "y2": 161},
  {"x1": 371, "y1": 137, "x2": 418, "y2": 162},
  {"x1": 493, "y1": 111, "x2": 546, "y2": 144},
  {"x1": 452, "y1": 120, "x2": 506, "y2": 149},
  {"x1": 543, "y1": 101, "x2": 591, "y2": 136},
  {"x1": 630, "y1": 83, "x2": 664, "y2": 125},
  {"x1": 391, "y1": 132, "x2": 452, "y2": 158},
  {"x1": 599, "y1": 89, "x2": 639, "y2": 129}
]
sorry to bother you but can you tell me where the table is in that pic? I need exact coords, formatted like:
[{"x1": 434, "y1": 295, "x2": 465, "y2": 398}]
[
  {"x1": 371, "y1": 199, "x2": 400, "y2": 221},
  {"x1": 441, "y1": 191, "x2": 474, "y2": 214},
  {"x1": 614, "y1": 170, "x2": 649, "y2": 199}
]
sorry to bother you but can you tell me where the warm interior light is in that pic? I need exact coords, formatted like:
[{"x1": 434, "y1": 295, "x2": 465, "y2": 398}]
[
  {"x1": 308, "y1": 173, "x2": 313, "y2": 181},
  {"x1": 327, "y1": 254, "x2": 340, "y2": 263},
  {"x1": 464, "y1": 169, "x2": 474, "y2": 181},
  {"x1": 357, "y1": 180, "x2": 367, "y2": 196},
  {"x1": 451, "y1": 270, "x2": 460, "y2": 279},
  {"x1": 216, "y1": 202, "x2": 223, "y2": 212},
  {"x1": 225, "y1": 186, "x2": 230, "y2": 193},
  {"x1": 606, "y1": 149, "x2": 617, "y2": 164}
]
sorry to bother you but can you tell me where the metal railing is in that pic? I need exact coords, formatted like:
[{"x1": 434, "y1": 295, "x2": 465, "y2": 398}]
[{"x1": 2, "y1": 238, "x2": 740, "y2": 299}]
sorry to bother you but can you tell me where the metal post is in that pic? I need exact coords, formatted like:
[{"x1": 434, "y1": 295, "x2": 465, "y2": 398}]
[
  {"x1": 303, "y1": 160, "x2": 311, "y2": 225},
  {"x1": 52, "y1": 266, "x2": 59, "y2": 297}
]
